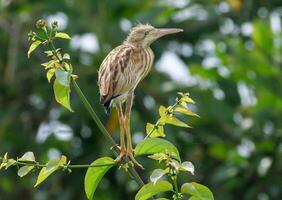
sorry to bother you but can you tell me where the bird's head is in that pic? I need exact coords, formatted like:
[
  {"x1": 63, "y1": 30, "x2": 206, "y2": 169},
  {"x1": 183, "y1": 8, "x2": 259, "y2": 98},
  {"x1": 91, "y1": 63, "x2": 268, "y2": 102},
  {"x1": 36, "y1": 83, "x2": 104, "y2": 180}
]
[{"x1": 125, "y1": 24, "x2": 183, "y2": 47}]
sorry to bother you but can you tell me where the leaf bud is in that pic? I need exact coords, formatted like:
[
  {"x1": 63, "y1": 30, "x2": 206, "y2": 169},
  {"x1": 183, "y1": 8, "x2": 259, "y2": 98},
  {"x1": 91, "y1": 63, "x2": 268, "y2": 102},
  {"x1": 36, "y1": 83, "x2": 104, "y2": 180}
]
[
  {"x1": 51, "y1": 21, "x2": 58, "y2": 29},
  {"x1": 36, "y1": 19, "x2": 47, "y2": 29}
]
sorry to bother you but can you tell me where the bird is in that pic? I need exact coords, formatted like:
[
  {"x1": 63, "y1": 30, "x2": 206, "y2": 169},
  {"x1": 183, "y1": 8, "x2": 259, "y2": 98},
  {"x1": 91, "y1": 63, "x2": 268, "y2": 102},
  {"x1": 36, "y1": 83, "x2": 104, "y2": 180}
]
[{"x1": 98, "y1": 23, "x2": 183, "y2": 167}]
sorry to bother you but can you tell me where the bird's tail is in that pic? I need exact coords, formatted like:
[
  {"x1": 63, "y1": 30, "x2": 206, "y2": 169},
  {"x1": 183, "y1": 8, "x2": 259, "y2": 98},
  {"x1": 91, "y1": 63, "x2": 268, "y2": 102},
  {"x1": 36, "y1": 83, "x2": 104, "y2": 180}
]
[
  {"x1": 100, "y1": 95, "x2": 111, "y2": 115},
  {"x1": 101, "y1": 95, "x2": 120, "y2": 115},
  {"x1": 103, "y1": 100, "x2": 111, "y2": 115}
]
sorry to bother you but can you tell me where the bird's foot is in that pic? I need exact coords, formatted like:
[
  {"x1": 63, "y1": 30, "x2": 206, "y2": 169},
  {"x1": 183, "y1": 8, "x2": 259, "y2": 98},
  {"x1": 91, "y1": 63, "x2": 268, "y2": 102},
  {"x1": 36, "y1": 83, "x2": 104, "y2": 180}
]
[
  {"x1": 127, "y1": 150, "x2": 144, "y2": 169},
  {"x1": 110, "y1": 144, "x2": 120, "y2": 151},
  {"x1": 114, "y1": 147, "x2": 126, "y2": 163}
]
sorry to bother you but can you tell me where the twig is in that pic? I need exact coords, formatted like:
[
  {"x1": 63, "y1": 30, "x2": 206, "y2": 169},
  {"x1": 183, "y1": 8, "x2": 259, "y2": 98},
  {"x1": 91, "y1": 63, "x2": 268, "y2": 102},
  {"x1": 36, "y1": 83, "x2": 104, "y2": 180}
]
[
  {"x1": 16, "y1": 160, "x2": 115, "y2": 169},
  {"x1": 145, "y1": 98, "x2": 181, "y2": 139},
  {"x1": 172, "y1": 176, "x2": 180, "y2": 200}
]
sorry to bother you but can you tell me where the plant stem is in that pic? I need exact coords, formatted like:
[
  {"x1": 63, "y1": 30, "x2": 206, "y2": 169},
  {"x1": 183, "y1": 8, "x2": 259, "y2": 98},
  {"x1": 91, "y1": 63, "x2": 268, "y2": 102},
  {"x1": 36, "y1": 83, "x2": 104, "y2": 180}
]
[
  {"x1": 173, "y1": 176, "x2": 180, "y2": 200},
  {"x1": 72, "y1": 80, "x2": 145, "y2": 187},
  {"x1": 72, "y1": 80, "x2": 118, "y2": 153},
  {"x1": 67, "y1": 163, "x2": 114, "y2": 168},
  {"x1": 16, "y1": 161, "x2": 115, "y2": 168},
  {"x1": 145, "y1": 98, "x2": 182, "y2": 139}
]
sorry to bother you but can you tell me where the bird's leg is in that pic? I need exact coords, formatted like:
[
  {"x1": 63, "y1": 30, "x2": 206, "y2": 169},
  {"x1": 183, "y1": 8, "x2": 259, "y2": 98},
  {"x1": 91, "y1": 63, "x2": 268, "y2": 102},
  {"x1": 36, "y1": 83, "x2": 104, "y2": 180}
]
[
  {"x1": 115, "y1": 103, "x2": 126, "y2": 163},
  {"x1": 124, "y1": 92, "x2": 143, "y2": 169}
]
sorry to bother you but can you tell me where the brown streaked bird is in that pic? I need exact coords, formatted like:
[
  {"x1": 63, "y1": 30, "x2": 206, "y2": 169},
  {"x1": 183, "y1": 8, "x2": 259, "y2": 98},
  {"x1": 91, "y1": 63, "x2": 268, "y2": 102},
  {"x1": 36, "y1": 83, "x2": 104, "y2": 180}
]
[{"x1": 98, "y1": 24, "x2": 183, "y2": 167}]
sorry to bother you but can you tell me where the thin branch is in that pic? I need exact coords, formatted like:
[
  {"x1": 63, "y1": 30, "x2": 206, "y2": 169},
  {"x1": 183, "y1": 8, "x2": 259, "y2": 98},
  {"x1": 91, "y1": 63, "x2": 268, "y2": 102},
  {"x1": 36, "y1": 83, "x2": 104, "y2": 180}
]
[
  {"x1": 145, "y1": 98, "x2": 181, "y2": 139},
  {"x1": 72, "y1": 80, "x2": 119, "y2": 152},
  {"x1": 172, "y1": 176, "x2": 180, "y2": 200},
  {"x1": 15, "y1": 160, "x2": 116, "y2": 169},
  {"x1": 67, "y1": 163, "x2": 115, "y2": 168}
]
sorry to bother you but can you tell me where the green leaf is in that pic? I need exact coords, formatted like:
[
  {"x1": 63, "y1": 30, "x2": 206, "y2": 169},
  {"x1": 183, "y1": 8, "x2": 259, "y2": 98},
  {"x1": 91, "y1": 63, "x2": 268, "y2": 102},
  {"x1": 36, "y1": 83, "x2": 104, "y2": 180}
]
[
  {"x1": 148, "y1": 153, "x2": 170, "y2": 162},
  {"x1": 45, "y1": 158, "x2": 60, "y2": 172},
  {"x1": 84, "y1": 157, "x2": 115, "y2": 200},
  {"x1": 55, "y1": 32, "x2": 71, "y2": 40},
  {"x1": 41, "y1": 60, "x2": 56, "y2": 69},
  {"x1": 0, "y1": 163, "x2": 4, "y2": 170},
  {"x1": 44, "y1": 50, "x2": 53, "y2": 57},
  {"x1": 47, "y1": 68, "x2": 56, "y2": 82},
  {"x1": 19, "y1": 152, "x2": 35, "y2": 162},
  {"x1": 63, "y1": 53, "x2": 70, "y2": 60},
  {"x1": 189, "y1": 197, "x2": 201, "y2": 200},
  {"x1": 150, "y1": 169, "x2": 166, "y2": 185},
  {"x1": 5, "y1": 159, "x2": 16, "y2": 169},
  {"x1": 179, "y1": 94, "x2": 195, "y2": 104},
  {"x1": 181, "y1": 182, "x2": 214, "y2": 200},
  {"x1": 156, "y1": 199, "x2": 170, "y2": 200},
  {"x1": 146, "y1": 123, "x2": 165, "y2": 138},
  {"x1": 64, "y1": 63, "x2": 72, "y2": 71},
  {"x1": 135, "y1": 138, "x2": 180, "y2": 161},
  {"x1": 53, "y1": 78, "x2": 73, "y2": 112},
  {"x1": 182, "y1": 96, "x2": 195, "y2": 104},
  {"x1": 55, "y1": 68, "x2": 70, "y2": 87},
  {"x1": 159, "y1": 105, "x2": 167, "y2": 117},
  {"x1": 4, "y1": 152, "x2": 8, "y2": 160},
  {"x1": 180, "y1": 161, "x2": 195, "y2": 175},
  {"x1": 170, "y1": 159, "x2": 182, "y2": 171},
  {"x1": 174, "y1": 107, "x2": 199, "y2": 118},
  {"x1": 34, "y1": 155, "x2": 67, "y2": 187},
  {"x1": 18, "y1": 166, "x2": 34, "y2": 177},
  {"x1": 135, "y1": 180, "x2": 173, "y2": 200},
  {"x1": 28, "y1": 40, "x2": 41, "y2": 58},
  {"x1": 0, "y1": 153, "x2": 9, "y2": 170},
  {"x1": 161, "y1": 116, "x2": 190, "y2": 128}
]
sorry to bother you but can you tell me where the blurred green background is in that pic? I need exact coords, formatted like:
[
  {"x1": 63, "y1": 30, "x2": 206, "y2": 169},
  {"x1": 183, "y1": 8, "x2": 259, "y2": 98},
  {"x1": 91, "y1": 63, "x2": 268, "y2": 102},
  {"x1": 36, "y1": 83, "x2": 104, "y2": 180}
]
[{"x1": 1, "y1": 0, "x2": 282, "y2": 199}]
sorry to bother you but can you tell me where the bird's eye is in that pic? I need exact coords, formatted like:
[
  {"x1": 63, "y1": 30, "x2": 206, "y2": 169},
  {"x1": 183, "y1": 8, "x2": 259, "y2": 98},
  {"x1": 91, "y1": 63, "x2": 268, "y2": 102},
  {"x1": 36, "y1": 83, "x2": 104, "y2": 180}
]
[{"x1": 144, "y1": 30, "x2": 150, "y2": 37}]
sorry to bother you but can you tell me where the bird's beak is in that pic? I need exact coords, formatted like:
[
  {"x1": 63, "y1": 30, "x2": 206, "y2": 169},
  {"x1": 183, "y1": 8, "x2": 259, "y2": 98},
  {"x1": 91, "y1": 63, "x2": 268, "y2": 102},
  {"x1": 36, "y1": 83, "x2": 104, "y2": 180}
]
[{"x1": 152, "y1": 28, "x2": 183, "y2": 39}]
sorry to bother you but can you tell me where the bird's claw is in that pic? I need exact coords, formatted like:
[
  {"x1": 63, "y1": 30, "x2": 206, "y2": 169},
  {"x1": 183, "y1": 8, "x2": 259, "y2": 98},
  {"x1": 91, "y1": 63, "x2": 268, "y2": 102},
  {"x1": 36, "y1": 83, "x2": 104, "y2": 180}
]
[
  {"x1": 110, "y1": 144, "x2": 120, "y2": 151},
  {"x1": 127, "y1": 150, "x2": 144, "y2": 169},
  {"x1": 114, "y1": 147, "x2": 144, "y2": 169},
  {"x1": 114, "y1": 153, "x2": 125, "y2": 163},
  {"x1": 114, "y1": 147, "x2": 126, "y2": 163}
]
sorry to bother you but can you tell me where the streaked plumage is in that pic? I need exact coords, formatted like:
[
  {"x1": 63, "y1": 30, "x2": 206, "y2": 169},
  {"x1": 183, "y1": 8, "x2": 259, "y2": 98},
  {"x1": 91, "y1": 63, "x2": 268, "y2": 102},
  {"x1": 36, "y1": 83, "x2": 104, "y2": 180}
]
[
  {"x1": 98, "y1": 24, "x2": 183, "y2": 167},
  {"x1": 98, "y1": 25, "x2": 155, "y2": 113}
]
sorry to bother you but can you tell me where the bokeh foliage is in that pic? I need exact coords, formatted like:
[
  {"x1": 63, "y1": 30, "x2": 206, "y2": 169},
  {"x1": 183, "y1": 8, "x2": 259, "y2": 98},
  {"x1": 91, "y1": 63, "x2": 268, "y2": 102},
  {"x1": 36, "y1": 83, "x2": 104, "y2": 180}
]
[{"x1": 1, "y1": 0, "x2": 282, "y2": 199}]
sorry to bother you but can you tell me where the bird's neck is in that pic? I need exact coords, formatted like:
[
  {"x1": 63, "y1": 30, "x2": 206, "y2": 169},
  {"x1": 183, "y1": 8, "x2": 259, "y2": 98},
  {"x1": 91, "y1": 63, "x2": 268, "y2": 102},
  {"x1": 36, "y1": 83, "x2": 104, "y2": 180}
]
[{"x1": 123, "y1": 40, "x2": 151, "y2": 49}]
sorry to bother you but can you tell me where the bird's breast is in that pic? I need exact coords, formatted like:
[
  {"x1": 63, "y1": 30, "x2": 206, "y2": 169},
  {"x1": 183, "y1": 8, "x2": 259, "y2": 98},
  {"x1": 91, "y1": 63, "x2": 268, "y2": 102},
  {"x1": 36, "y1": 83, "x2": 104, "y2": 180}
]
[
  {"x1": 133, "y1": 47, "x2": 154, "y2": 85},
  {"x1": 98, "y1": 45, "x2": 155, "y2": 106}
]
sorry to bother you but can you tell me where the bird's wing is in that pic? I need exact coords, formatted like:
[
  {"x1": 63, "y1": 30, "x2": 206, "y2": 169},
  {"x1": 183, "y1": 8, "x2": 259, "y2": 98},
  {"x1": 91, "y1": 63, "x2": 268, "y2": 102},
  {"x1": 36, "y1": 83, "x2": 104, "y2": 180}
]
[{"x1": 98, "y1": 45, "x2": 134, "y2": 104}]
